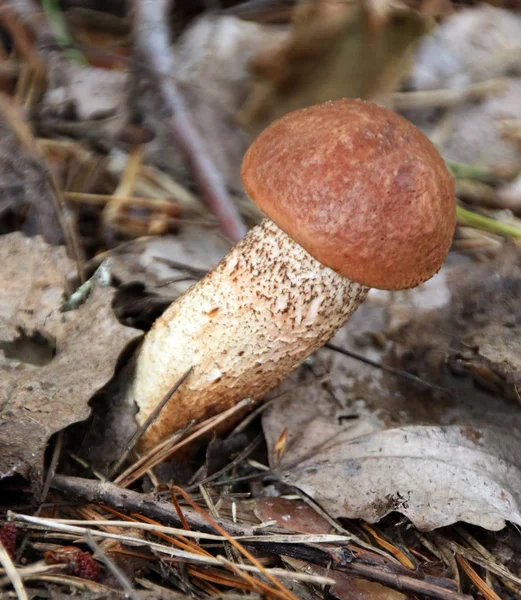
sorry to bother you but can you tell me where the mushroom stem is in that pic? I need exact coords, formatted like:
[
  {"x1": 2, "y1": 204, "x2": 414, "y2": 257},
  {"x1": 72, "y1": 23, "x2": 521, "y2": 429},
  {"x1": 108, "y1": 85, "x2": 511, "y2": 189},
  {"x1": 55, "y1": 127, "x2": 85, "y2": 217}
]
[{"x1": 125, "y1": 219, "x2": 368, "y2": 449}]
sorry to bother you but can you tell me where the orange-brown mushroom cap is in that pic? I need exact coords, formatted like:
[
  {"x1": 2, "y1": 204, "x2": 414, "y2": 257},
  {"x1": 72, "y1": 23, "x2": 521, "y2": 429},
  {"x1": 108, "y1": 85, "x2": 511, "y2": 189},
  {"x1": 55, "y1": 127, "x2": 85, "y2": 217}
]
[{"x1": 241, "y1": 99, "x2": 456, "y2": 290}]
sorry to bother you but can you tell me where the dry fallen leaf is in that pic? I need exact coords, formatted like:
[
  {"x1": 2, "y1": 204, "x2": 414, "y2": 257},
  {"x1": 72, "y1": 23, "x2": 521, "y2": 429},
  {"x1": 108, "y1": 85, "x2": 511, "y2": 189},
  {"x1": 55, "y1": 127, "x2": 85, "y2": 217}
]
[
  {"x1": 395, "y1": 244, "x2": 521, "y2": 399},
  {"x1": 107, "y1": 227, "x2": 231, "y2": 297},
  {"x1": 443, "y1": 78, "x2": 521, "y2": 168},
  {"x1": 43, "y1": 64, "x2": 128, "y2": 123},
  {"x1": 410, "y1": 5, "x2": 521, "y2": 92},
  {"x1": 285, "y1": 558, "x2": 409, "y2": 600},
  {"x1": 263, "y1": 259, "x2": 521, "y2": 531},
  {"x1": 0, "y1": 233, "x2": 140, "y2": 485},
  {"x1": 255, "y1": 497, "x2": 332, "y2": 533}
]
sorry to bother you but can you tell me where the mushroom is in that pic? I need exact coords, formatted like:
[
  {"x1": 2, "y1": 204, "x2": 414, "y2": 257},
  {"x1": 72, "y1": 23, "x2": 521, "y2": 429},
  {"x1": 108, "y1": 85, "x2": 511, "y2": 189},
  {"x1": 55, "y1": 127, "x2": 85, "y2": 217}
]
[{"x1": 125, "y1": 99, "x2": 456, "y2": 450}]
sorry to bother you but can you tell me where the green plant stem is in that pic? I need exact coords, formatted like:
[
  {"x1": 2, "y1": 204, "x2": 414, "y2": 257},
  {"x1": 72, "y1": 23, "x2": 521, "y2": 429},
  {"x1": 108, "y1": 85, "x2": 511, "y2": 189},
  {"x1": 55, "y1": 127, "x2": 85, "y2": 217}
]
[
  {"x1": 42, "y1": 0, "x2": 87, "y2": 66},
  {"x1": 457, "y1": 206, "x2": 521, "y2": 239}
]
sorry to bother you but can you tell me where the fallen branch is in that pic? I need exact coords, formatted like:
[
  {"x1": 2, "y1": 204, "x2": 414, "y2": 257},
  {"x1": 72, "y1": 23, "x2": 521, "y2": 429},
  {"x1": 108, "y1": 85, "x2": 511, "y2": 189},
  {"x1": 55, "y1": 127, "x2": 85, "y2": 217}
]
[
  {"x1": 50, "y1": 474, "x2": 251, "y2": 537},
  {"x1": 132, "y1": 0, "x2": 247, "y2": 242}
]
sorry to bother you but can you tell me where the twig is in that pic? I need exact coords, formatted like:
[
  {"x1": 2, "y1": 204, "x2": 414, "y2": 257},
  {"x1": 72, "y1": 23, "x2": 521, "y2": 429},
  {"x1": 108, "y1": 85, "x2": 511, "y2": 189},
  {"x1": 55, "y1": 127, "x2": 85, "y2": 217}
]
[
  {"x1": 84, "y1": 531, "x2": 140, "y2": 600},
  {"x1": 226, "y1": 374, "x2": 330, "y2": 438},
  {"x1": 447, "y1": 540, "x2": 521, "y2": 588},
  {"x1": 108, "y1": 367, "x2": 193, "y2": 478},
  {"x1": 20, "y1": 573, "x2": 120, "y2": 595},
  {"x1": 18, "y1": 517, "x2": 347, "y2": 545},
  {"x1": 15, "y1": 431, "x2": 65, "y2": 562},
  {"x1": 153, "y1": 258, "x2": 210, "y2": 279},
  {"x1": 132, "y1": 0, "x2": 247, "y2": 242},
  {"x1": 49, "y1": 475, "x2": 252, "y2": 536},
  {"x1": 216, "y1": 555, "x2": 289, "y2": 600},
  {"x1": 291, "y1": 488, "x2": 396, "y2": 562},
  {"x1": 324, "y1": 343, "x2": 452, "y2": 396},
  {"x1": 0, "y1": 4, "x2": 46, "y2": 78},
  {"x1": 0, "y1": 540, "x2": 28, "y2": 600},
  {"x1": 40, "y1": 431, "x2": 63, "y2": 505}
]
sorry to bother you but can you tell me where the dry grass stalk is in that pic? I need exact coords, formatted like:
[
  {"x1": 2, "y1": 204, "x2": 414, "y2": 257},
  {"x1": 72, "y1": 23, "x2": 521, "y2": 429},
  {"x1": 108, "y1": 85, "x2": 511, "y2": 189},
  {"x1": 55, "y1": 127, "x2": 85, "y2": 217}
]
[
  {"x1": 393, "y1": 78, "x2": 507, "y2": 111},
  {"x1": 8, "y1": 512, "x2": 336, "y2": 586},
  {"x1": 0, "y1": 538, "x2": 28, "y2": 600}
]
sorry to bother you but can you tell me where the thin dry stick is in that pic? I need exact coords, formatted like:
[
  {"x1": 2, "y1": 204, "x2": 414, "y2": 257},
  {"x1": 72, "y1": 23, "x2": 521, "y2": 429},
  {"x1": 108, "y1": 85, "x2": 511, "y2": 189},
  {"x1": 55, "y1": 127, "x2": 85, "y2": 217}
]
[
  {"x1": 448, "y1": 541, "x2": 521, "y2": 588},
  {"x1": 169, "y1": 489, "x2": 191, "y2": 531},
  {"x1": 360, "y1": 523, "x2": 414, "y2": 570},
  {"x1": 128, "y1": 512, "x2": 215, "y2": 557},
  {"x1": 108, "y1": 367, "x2": 193, "y2": 478},
  {"x1": 0, "y1": 540, "x2": 28, "y2": 600},
  {"x1": 198, "y1": 484, "x2": 240, "y2": 565},
  {"x1": 50, "y1": 474, "x2": 252, "y2": 536},
  {"x1": 15, "y1": 430, "x2": 64, "y2": 561},
  {"x1": 21, "y1": 573, "x2": 122, "y2": 595},
  {"x1": 84, "y1": 531, "x2": 140, "y2": 600},
  {"x1": 455, "y1": 526, "x2": 521, "y2": 592},
  {"x1": 186, "y1": 565, "x2": 255, "y2": 592},
  {"x1": 132, "y1": 0, "x2": 247, "y2": 242},
  {"x1": 291, "y1": 488, "x2": 400, "y2": 562},
  {"x1": 0, "y1": 4, "x2": 46, "y2": 78},
  {"x1": 103, "y1": 145, "x2": 144, "y2": 233},
  {"x1": 188, "y1": 434, "x2": 264, "y2": 489},
  {"x1": 40, "y1": 430, "x2": 63, "y2": 504}
]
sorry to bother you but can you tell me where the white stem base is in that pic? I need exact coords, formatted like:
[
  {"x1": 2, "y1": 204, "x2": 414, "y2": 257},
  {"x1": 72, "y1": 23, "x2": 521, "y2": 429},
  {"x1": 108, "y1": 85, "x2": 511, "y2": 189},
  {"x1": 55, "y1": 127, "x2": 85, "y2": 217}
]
[{"x1": 125, "y1": 220, "x2": 368, "y2": 449}]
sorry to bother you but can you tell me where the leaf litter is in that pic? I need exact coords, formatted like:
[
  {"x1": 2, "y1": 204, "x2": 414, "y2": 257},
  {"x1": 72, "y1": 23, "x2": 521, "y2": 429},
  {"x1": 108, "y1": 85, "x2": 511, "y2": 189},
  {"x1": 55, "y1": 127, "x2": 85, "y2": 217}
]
[
  {"x1": 1, "y1": 0, "x2": 521, "y2": 599},
  {"x1": 263, "y1": 255, "x2": 521, "y2": 531},
  {"x1": 0, "y1": 232, "x2": 140, "y2": 484}
]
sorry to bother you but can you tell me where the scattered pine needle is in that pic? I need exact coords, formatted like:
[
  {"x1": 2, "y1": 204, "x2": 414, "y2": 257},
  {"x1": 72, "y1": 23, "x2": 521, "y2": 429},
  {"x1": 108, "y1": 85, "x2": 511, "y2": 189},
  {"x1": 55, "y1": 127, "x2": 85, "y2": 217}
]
[
  {"x1": 456, "y1": 555, "x2": 502, "y2": 600},
  {"x1": 360, "y1": 523, "x2": 415, "y2": 570},
  {"x1": 172, "y1": 486, "x2": 301, "y2": 600},
  {"x1": 115, "y1": 398, "x2": 254, "y2": 487}
]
